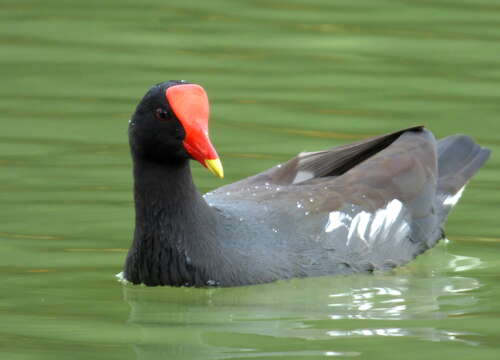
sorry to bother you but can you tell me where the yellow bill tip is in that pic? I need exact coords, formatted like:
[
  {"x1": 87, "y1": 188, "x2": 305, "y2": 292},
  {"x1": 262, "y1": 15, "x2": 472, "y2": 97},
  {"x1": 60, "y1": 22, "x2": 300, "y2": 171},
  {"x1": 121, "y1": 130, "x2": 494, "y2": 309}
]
[{"x1": 205, "y1": 158, "x2": 224, "y2": 179}]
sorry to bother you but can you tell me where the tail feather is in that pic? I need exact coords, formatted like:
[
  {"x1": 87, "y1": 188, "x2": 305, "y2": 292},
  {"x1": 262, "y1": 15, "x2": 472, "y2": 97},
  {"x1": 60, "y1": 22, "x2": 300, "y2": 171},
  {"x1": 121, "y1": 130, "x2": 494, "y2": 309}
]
[{"x1": 436, "y1": 135, "x2": 490, "y2": 220}]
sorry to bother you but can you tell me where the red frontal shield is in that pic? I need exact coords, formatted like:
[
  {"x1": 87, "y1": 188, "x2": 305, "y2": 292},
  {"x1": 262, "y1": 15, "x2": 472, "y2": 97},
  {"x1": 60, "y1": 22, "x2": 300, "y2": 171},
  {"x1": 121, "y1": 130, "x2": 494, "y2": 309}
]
[{"x1": 165, "y1": 84, "x2": 219, "y2": 165}]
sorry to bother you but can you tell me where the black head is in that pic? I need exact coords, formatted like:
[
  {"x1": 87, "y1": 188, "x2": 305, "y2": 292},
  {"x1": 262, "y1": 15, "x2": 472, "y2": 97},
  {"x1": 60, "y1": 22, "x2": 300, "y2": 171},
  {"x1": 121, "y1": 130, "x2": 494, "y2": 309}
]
[
  {"x1": 129, "y1": 80, "x2": 191, "y2": 164},
  {"x1": 128, "y1": 81, "x2": 224, "y2": 178}
]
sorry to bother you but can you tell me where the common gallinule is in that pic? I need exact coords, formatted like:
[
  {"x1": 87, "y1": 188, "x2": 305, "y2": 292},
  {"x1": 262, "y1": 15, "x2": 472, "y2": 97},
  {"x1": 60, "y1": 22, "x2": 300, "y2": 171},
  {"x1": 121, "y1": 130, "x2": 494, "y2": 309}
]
[{"x1": 118, "y1": 80, "x2": 490, "y2": 287}]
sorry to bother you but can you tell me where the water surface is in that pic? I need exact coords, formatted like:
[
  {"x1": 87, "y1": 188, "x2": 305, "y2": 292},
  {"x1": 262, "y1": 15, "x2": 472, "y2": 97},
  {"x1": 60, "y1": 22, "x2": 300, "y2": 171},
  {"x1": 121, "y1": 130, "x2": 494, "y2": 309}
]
[{"x1": 1, "y1": 1, "x2": 500, "y2": 359}]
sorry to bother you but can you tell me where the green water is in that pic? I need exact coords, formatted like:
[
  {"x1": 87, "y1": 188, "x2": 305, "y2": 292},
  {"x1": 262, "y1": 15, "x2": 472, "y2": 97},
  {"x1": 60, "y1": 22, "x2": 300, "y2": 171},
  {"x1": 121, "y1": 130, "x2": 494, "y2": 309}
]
[{"x1": 1, "y1": 0, "x2": 499, "y2": 359}]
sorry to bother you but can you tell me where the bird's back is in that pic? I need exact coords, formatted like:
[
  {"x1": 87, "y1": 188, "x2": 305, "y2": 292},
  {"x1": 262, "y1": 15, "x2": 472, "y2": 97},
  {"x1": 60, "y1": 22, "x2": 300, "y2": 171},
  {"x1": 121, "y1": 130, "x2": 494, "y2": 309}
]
[{"x1": 204, "y1": 128, "x2": 489, "y2": 285}]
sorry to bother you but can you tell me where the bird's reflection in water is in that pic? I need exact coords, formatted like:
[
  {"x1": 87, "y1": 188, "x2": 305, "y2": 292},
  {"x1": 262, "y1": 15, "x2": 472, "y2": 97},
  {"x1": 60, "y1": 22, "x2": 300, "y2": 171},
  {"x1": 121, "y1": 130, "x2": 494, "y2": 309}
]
[{"x1": 122, "y1": 244, "x2": 483, "y2": 359}]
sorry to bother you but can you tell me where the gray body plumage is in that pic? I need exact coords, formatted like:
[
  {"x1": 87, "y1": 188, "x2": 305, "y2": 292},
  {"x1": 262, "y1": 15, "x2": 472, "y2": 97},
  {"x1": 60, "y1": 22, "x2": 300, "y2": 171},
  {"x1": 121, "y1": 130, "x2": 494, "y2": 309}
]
[
  {"x1": 194, "y1": 128, "x2": 490, "y2": 286},
  {"x1": 122, "y1": 126, "x2": 490, "y2": 287}
]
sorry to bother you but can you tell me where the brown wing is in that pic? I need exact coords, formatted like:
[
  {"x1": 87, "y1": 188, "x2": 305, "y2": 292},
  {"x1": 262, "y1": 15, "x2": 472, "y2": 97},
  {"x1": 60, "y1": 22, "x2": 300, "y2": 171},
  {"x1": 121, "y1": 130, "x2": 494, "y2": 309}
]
[
  {"x1": 207, "y1": 127, "x2": 441, "y2": 258},
  {"x1": 269, "y1": 126, "x2": 425, "y2": 184},
  {"x1": 213, "y1": 126, "x2": 426, "y2": 200},
  {"x1": 322, "y1": 128, "x2": 438, "y2": 214}
]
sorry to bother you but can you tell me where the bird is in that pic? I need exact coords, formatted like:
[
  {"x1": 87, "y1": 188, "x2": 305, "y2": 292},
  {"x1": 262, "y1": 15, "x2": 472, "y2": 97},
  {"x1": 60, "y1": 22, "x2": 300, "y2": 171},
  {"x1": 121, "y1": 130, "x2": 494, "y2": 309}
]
[{"x1": 118, "y1": 80, "x2": 490, "y2": 287}]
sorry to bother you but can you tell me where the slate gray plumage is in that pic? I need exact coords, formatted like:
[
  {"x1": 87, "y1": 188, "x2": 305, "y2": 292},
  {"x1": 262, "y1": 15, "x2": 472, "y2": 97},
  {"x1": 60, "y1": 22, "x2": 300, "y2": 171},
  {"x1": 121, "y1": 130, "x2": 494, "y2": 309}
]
[
  {"x1": 121, "y1": 82, "x2": 490, "y2": 287},
  {"x1": 199, "y1": 127, "x2": 489, "y2": 285}
]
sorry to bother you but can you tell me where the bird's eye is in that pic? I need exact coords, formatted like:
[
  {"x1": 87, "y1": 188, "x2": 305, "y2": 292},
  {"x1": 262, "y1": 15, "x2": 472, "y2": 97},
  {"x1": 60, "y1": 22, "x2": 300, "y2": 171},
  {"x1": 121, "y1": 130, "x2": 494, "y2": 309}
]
[{"x1": 155, "y1": 108, "x2": 171, "y2": 121}]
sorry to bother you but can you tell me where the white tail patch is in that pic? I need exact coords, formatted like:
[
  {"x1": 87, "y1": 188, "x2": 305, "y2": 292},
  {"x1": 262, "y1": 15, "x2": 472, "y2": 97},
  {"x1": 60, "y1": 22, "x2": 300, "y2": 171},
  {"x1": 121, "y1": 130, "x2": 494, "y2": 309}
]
[{"x1": 443, "y1": 186, "x2": 466, "y2": 207}]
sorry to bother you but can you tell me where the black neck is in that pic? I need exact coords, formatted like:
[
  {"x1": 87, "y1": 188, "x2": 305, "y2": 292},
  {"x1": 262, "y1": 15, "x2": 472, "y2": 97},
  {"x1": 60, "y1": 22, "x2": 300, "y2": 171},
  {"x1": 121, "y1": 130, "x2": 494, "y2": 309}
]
[{"x1": 124, "y1": 156, "x2": 217, "y2": 286}]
